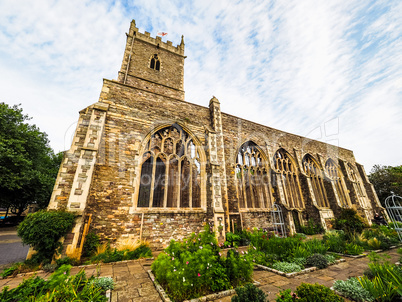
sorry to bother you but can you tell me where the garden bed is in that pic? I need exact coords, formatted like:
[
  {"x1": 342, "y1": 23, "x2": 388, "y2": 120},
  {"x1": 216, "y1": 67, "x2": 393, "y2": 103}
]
[
  {"x1": 255, "y1": 259, "x2": 345, "y2": 278},
  {"x1": 148, "y1": 270, "x2": 261, "y2": 302},
  {"x1": 1, "y1": 257, "x2": 154, "y2": 280}
]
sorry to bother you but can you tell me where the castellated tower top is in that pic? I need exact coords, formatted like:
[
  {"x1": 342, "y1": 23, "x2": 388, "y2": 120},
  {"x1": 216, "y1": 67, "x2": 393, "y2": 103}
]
[{"x1": 117, "y1": 20, "x2": 185, "y2": 101}]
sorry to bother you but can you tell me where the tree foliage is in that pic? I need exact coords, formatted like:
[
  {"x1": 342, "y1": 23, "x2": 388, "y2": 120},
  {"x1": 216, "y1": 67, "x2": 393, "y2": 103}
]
[
  {"x1": 368, "y1": 165, "x2": 402, "y2": 205},
  {"x1": 0, "y1": 102, "x2": 62, "y2": 215}
]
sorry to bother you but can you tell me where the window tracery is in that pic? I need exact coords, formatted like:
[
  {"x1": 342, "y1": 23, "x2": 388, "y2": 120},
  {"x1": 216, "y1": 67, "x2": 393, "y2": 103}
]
[
  {"x1": 325, "y1": 159, "x2": 350, "y2": 208},
  {"x1": 150, "y1": 54, "x2": 160, "y2": 71},
  {"x1": 235, "y1": 142, "x2": 272, "y2": 209},
  {"x1": 273, "y1": 149, "x2": 304, "y2": 209},
  {"x1": 302, "y1": 155, "x2": 329, "y2": 208},
  {"x1": 346, "y1": 163, "x2": 369, "y2": 208},
  {"x1": 137, "y1": 125, "x2": 202, "y2": 208}
]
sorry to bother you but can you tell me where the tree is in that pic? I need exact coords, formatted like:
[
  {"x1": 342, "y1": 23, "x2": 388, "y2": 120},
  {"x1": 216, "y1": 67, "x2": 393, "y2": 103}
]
[
  {"x1": 0, "y1": 102, "x2": 62, "y2": 217},
  {"x1": 368, "y1": 164, "x2": 402, "y2": 205}
]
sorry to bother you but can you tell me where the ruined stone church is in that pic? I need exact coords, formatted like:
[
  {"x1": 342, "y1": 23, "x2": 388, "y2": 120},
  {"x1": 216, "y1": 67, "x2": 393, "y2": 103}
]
[{"x1": 48, "y1": 20, "x2": 383, "y2": 253}]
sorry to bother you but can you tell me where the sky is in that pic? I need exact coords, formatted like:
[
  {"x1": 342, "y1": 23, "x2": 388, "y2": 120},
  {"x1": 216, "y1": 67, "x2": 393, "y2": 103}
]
[{"x1": 0, "y1": 0, "x2": 401, "y2": 173}]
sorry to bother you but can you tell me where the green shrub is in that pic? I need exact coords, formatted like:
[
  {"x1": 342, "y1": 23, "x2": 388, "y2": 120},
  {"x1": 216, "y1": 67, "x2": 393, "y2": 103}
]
[
  {"x1": 0, "y1": 261, "x2": 39, "y2": 278},
  {"x1": 296, "y1": 283, "x2": 344, "y2": 302},
  {"x1": 306, "y1": 253, "x2": 328, "y2": 269},
  {"x1": 0, "y1": 262, "x2": 23, "y2": 278},
  {"x1": 0, "y1": 265, "x2": 113, "y2": 302},
  {"x1": 297, "y1": 219, "x2": 324, "y2": 235},
  {"x1": 333, "y1": 208, "x2": 365, "y2": 238},
  {"x1": 152, "y1": 224, "x2": 253, "y2": 301},
  {"x1": 89, "y1": 277, "x2": 114, "y2": 291},
  {"x1": 292, "y1": 257, "x2": 307, "y2": 268},
  {"x1": 344, "y1": 242, "x2": 364, "y2": 255},
  {"x1": 82, "y1": 232, "x2": 100, "y2": 258},
  {"x1": 272, "y1": 262, "x2": 302, "y2": 273},
  {"x1": 323, "y1": 254, "x2": 336, "y2": 265},
  {"x1": 304, "y1": 238, "x2": 328, "y2": 255},
  {"x1": 42, "y1": 263, "x2": 57, "y2": 272},
  {"x1": 322, "y1": 230, "x2": 346, "y2": 253},
  {"x1": 276, "y1": 288, "x2": 298, "y2": 302},
  {"x1": 231, "y1": 283, "x2": 267, "y2": 302},
  {"x1": 17, "y1": 210, "x2": 76, "y2": 263},
  {"x1": 292, "y1": 246, "x2": 310, "y2": 259},
  {"x1": 225, "y1": 249, "x2": 254, "y2": 287},
  {"x1": 398, "y1": 248, "x2": 402, "y2": 263},
  {"x1": 56, "y1": 256, "x2": 79, "y2": 268},
  {"x1": 90, "y1": 243, "x2": 152, "y2": 263},
  {"x1": 333, "y1": 277, "x2": 374, "y2": 302}
]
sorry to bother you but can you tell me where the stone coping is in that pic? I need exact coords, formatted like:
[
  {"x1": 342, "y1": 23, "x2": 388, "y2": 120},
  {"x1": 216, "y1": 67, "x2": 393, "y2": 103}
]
[
  {"x1": 329, "y1": 245, "x2": 402, "y2": 259},
  {"x1": 255, "y1": 259, "x2": 345, "y2": 278},
  {"x1": 330, "y1": 252, "x2": 368, "y2": 258},
  {"x1": 148, "y1": 270, "x2": 260, "y2": 302}
]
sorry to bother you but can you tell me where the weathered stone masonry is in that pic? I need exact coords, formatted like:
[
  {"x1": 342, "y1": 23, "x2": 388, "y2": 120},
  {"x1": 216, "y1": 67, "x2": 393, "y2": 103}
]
[{"x1": 48, "y1": 20, "x2": 384, "y2": 253}]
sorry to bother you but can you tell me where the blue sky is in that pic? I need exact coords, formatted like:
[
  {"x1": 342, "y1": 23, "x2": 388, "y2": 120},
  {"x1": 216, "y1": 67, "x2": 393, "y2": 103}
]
[{"x1": 0, "y1": 0, "x2": 401, "y2": 172}]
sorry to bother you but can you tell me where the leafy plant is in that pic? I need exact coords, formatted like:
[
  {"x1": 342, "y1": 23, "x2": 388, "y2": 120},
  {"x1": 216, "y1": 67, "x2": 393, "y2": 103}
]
[
  {"x1": 296, "y1": 219, "x2": 324, "y2": 235},
  {"x1": 344, "y1": 242, "x2": 364, "y2": 255},
  {"x1": 152, "y1": 224, "x2": 253, "y2": 301},
  {"x1": 324, "y1": 254, "x2": 336, "y2": 265},
  {"x1": 333, "y1": 277, "x2": 374, "y2": 302},
  {"x1": 42, "y1": 263, "x2": 57, "y2": 272},
  {"x1": 225, "y1": 232, "x2": 241, "y2": 248},
  {"x1": 304, "y1": 238, "x2": 328, "y2": 255},
  {"x1": 272, "y1": 262, "x2": 302, "y2": 273},
  {"x1": 333, "y1": 208, "x2": 365, "y2": 238},
  {"x1": 296, "y1": 283, "x2": 344, "y2": 302},
  {"x1": 55, "y1": 256, "x2": 78, "y2": 268},
  {"x1": 357, "y1": 254, "x2": 402, "y2": 301},
  {"x1": 82, "y1": 232, "x2": 100, "y2": 258},
  {"x1": 0, "y1": 265, "x2": 113, "y2": 301},
  {"x1": 275, "y1": 288, "x2": 299, "y2": 302},
  {"x1": 322, "y1": 230, "x2": 346, "y2": 253},
  {"x1": 17, "y1": 210, "x2": 76, "y2": 263},
  {"x1": 89, "y1": 277, "x2": 115, "y2": 291},
  {"x1": 358, "y1": 275, "x2": 397, "y2": 302},
  {"x1": 0, "y1": 261, "x2": 40, "y2": 278},
  {"x1": 292, "y1": 257, "x2": 307, "y2": 268},
  {"x1": 91, "y1": 243, "x2": 152, "y2": 263},
  {"x1": 231, "y1": 283, "x2": 267, "y2": 302},
  {"x1": 306, "y1": 253, "x2": 328, "y2": 269}
]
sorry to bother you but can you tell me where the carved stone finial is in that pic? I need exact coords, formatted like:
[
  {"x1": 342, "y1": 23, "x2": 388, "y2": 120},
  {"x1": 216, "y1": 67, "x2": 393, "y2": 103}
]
[
  {"x1": 209, "y1": 96, "x2": 220, "y2": 106},
  {"x1": 181, "y1": 35, "x2": 185, "y2": 46}
]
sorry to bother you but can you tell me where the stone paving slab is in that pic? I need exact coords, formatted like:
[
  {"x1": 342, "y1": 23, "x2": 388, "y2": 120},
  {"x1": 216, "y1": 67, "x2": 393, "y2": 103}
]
[{"x1": 0, "y1": 248, "x2": 400, "y2": 301}]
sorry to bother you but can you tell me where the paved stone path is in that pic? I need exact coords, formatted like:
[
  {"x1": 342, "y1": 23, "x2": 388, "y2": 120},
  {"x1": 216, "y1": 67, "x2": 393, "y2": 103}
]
[{"x1": 0, "y1": 248, "x2": 400, "y2": 302}]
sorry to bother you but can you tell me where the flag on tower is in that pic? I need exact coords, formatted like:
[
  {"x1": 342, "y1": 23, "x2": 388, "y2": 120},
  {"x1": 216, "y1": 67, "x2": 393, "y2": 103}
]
[{"x1": 157, "y1": 32, "x2": 168, "y2": 37}]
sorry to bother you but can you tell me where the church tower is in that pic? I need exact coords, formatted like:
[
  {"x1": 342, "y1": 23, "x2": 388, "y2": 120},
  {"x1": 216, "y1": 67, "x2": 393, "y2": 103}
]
[{"x1": 117, "y1": 20, "x2": 185, "y2": 101}]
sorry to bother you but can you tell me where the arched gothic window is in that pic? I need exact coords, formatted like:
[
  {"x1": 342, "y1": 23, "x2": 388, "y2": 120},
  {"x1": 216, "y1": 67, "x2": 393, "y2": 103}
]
[
  {"x1": 346, "y1": 163, "x2": 369, "y2": 208},
  {"x1": 325, "y1": 159, "x2": 350, "y2": 208},
  {"x1": 235, "y1": 142, "x2": 272, "y2": 209},
  {"x1": 302, "y1": 155, "x2": 329, "y2": 208},
  {"x1": 150, "y1": 54, "x2": 160, "y2": 71},
  {"x1": 137, "y1": 125, "x2": 202, "y2": 208},
  {"x1": 273, "y1": 149, "x2": 304, "y2": 209}
]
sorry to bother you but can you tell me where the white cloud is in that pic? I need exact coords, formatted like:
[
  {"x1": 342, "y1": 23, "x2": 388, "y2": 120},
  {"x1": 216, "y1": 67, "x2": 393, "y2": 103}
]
[{"x1": 0, "y1": 0, "x2": 400, "y2": 172}]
